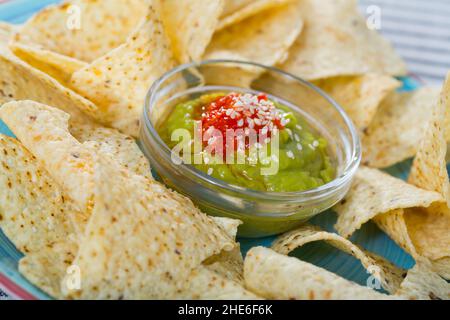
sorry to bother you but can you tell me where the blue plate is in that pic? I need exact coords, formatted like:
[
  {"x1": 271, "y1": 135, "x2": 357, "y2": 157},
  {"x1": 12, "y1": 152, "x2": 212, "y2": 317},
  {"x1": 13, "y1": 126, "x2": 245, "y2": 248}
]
[{"x1": 0, "y1": 0, "x2": 422, "y2": 300}]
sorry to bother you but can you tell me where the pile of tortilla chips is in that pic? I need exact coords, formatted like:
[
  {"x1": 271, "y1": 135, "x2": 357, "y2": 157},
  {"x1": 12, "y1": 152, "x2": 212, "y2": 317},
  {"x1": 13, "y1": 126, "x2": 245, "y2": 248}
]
[{"x1": 0, "y1": 0, "x2": 448, "y2": 300}]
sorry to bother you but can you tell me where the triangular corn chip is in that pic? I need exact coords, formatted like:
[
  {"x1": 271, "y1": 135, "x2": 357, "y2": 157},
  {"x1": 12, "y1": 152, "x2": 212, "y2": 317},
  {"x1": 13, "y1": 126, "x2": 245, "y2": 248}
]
[
  {"x1": 334, "y1": 167, "x2": 443, "y2": 238},
  {"x1": 13, "y1": 0, "x2": 148, "y2": 63},
  {"x1": 272, "y1": 225, "x2": 405, "y2": 294},
  {"x1": 161, "y1": 0, "x2": 224, "y2": 63},
  {"x1": 314, "y1": 75, "x2": 401, "y2": 131},
  {"x1": 63, "y1": 153, "x2": 234, "y2": 299},
  {"x1": 279, "y1": 0, "x2": 406, "y2": 80},
  {"x1": 70, "y1": 4, "x2": 176, "y2": 136},
  {"x1": 362, "y1": 88, "x2": 441, "y2": 168}
]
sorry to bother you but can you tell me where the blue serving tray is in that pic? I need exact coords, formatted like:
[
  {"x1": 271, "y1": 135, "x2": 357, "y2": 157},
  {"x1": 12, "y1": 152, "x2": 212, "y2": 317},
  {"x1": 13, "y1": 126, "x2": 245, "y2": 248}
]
[{"x1": 0, "y1": 0, "x2": 423, "y2": 300}]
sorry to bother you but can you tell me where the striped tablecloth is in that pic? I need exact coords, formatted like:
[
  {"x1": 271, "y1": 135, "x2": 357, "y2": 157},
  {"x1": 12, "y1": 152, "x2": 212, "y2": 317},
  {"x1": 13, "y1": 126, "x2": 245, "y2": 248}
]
[{"x1": 0, "y1": 0, "x2": 449, "y2": 300}]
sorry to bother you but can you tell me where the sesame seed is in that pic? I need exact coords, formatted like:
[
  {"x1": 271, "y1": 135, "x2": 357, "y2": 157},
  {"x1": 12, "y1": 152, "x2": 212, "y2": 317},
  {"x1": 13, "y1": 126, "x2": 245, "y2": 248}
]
[
  {"x1": 207, "y1": 168, "x2": 214, "y2": 176},
  {"x1": 287, "y1": 151, "x2": 295, "y2": 159}
]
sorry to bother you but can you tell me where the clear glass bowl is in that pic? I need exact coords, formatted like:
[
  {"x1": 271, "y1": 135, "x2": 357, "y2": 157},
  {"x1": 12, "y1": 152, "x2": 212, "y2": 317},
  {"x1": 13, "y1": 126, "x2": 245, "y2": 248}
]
[{"x1": 141, "y1": 60, "x2": 361, "y2": 238}]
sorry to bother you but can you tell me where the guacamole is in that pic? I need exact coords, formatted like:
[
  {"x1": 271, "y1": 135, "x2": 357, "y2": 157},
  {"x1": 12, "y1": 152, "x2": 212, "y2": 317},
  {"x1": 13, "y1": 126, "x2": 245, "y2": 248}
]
[{"x1": 158, "y1": 92, "x2": 335, "y2": 192}]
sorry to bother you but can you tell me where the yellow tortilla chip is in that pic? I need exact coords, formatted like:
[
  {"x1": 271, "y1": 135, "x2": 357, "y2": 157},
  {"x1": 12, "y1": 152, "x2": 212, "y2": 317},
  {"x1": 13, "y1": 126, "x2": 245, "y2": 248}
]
[
  {"x1": 314, "y1": 75, "x2": 401, "y2": 131},
  {"x1": 334, "y1": 167, "x2": 443, "y2": 238},
  {"x1": 70, "y1": 4, "x2": 176, "y2": 136},
  {"x1": 244, "y1": 247, "x2": 391, "y2": 300},
  {"x1": 0, "y1": 48, "x2": 97, "y2": 125},
  {"x1": 63, "y1": 153, "x2": 234, "y2": 299},
  {"x1": 218, "y1": 0, "x2": 293, "y2": 30},
  {"x1": 14, "y1": 0, "x2": 148, "y2": 63},
  {"x1": 363, "y1": 88, "x2": 441, "y2": 168},
  {"x1": 272, "y1": 225, "x2": 405, "y2": 294},
  {"x1": 161, "y1": 0, "x2": 224, "y2": 63},
  {"x1": 204, "y1": 2, "x2": 303, "y2": 69},
  {"x1": 0, "y1": 22, "x2": 18, "y2": 45},
  {"x1": 10, "y1": 42, "x2": 87, "y2": 86},
  {"x1": 279, "y1": 0, "x2": 406, "y2": 80}
]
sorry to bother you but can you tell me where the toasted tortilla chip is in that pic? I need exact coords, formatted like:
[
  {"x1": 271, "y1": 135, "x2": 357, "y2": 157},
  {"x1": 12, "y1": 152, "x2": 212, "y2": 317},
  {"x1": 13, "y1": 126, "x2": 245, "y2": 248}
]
[
  {"x1": 0, "y1": 48, "x2": 97, "y2": 125},
  {"x1": 313, "y1": 75, "x2": 401, "y2": 131},
  {"x1": 395, "y1": 259, "x2": 450, "y2": 300},
  {"x1": 63, "y1": 153, "x2": 234, "y2": 299},
  {"x1": 70, "y1": 124, "x2": 152, "y2": 179},
  {"x1": 218, "y1": 0, "x2": 293, "y2": 30},
  {"x1": 204, "y1": 2, "x2": 303, "y2": 69},
  {"x1": 70, "y1": 4, "x2": 176, "y2": 136},
  {"x1": 10, "y1": 42, "x2": 87, "y2": 86},
  {"x1": 272, "y1": 225, "x2": 405, "y2": 294},
  {"x1": 0, "y1": 135, "x2": 83, "y2": 253},
  {"x1": 363, "y1": 88, "x2": 441, "y2": 168},
  {"x1": 334, "y1": 167, "x2": 443, "y2": 238},
  {"x1": 244, "y1": 247, "x2": 391, "y2": 300},
  {"x1": 161, "y1": 0, "x2": 223, "y2": 63},
  {"x1": 14, "y1": 0, "x2": 147, "y2": 63},
  {"x1": 279, "y1": 0, "x2": 406, "y2": 80}
]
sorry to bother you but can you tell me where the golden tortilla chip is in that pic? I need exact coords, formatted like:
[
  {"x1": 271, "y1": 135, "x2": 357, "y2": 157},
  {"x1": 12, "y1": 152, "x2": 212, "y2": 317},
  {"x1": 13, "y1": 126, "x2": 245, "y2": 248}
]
[
  {"x1": 161, "y1": 0, "x2": 224, "y2": 63},
  {"x1": 334, "y1": 167, "x2": 443, "y2": 238},
  {"x1": 313, "y1": 75, "x2": 401, "y2": 131},
  {"x1": 218, "y1": 0, "x2": 293, "y2": 30},
  {"x1": 63, "y1": 153, "x2": 234, "y2": 299},
  {"x1": 0, "y1": 48, "x2": 97, "y2": 125},
  {"x1": 272, "y1": 225, "x2": 405, "y2": 294},
  {"x1": 363, "y1": 88, "x2": 441, "y2": 168},
  {"x1": 204, "y1": 2, "x2": 303, "y2": 68},
  {"x1": 70, "y1": 124, "x2": 152, "y2": 179},
  {"x1": 70, "y1": 4, "x2": 176, "y2": 136},
  {"x1": 13, "y1": 0, "x2": 148, "y2": 63},
  {"x1": 0, "y1": 22, "x2": 18, "y2": 45},
  {"x1": 279, "y1": 0, "x2": 407, "y2": 80},
  {"x1": 244, "y1": 247, "x2": 391, "y2": 300}
]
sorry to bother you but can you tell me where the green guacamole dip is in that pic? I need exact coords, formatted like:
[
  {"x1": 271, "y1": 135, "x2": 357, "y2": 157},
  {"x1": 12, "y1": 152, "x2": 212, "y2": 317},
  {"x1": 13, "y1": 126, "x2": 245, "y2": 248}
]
[{"x1": 158, "y1": 92, "x2": 335, "y2": 192}]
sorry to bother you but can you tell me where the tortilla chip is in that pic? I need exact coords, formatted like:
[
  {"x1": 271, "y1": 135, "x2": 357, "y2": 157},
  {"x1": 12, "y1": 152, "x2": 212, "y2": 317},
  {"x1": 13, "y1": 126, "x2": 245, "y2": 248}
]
[
  {"x1": 19, "y1": 241, "x2": 78, "y2": 299},
  {"x1": 334, "y1": 167, "x2": 443, "y2": 238},
  {"x1": 161, "y1": 0, "x2": 224, "y2": 63},
  {"x1": 218, "y1": 0, "x2": 293, "y2": 30},
  {"x1": 272, "y1": 225, "x2": 405, "y2": 294},
  {"x1": 10, "y1": 42, "x2": 87, "y2": 86},
  {"x1": 0, "y1": 48, "x2": 97, "y2": 125},
  {"x1": 204, "y1": 2, "x2": 303, "y2": 69},
  {"x1": 313, "y1": 75, "x2": 401, "y2": 131},
  {"x1": 244, "y1": 247, "x2": 391, "y2": 300},
  {"x1": 70, "y1": 4, "x2": 176, "y2": 136},
  {"x1": 13, "y1": 0, "x2": 147, "y2": 63},
  {"x1": 63, "y1": 153, "x2": 234, "y2": 299},
  {"x1": 279, "y1": 0, "x2": 406, "y2": 80},
  {"x1": 70, "y1": 124, "x2": 152, "y2": 179},
  {"x1": 374, "y1": 210, "x2": 418, "y2": 258},
  {"x1": 362, "y1": 88, "x2": 441, "y2": 168},
  {"x1": 0, "y1": 135, "x2": 83, "y2": 253},
  {"x1": 178, "y1": 265, "x2": 259, "y2": 300},
  {"x1": 395, "y1": 259, "x2": 450, "y2": 300}
]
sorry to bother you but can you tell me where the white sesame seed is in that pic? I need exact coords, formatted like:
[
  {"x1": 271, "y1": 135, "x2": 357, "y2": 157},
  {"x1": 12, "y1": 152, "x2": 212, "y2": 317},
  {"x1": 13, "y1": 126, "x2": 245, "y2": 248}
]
[
  {"x1": 294, "y1": 134, "x2": 300, "y2": 142},
  {"x1": 207, "y1": 168, "x2": 214, "y2": 176},
  {"x1": 287, "y1": 151, "x2": 295, "y2": 159},
  {"x1": 297, "y1": 143, "x2": 303, "y2": 151},
  {"x1": 313, "y1": 140, "x2": 320, "y2": 147}
]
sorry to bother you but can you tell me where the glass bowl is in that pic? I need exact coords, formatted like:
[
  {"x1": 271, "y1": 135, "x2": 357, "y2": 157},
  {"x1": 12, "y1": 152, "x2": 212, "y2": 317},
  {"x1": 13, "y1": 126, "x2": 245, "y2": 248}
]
[{"x1": 140, "y1": 60, "x2": 361, "y2": 238}]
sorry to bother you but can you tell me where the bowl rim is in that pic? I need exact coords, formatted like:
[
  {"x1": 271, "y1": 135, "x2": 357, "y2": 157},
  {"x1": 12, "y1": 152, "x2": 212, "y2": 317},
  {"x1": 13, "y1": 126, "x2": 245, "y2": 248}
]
[{"x1": 142, "y1": 59, "x2": 361, "y2": 202}]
